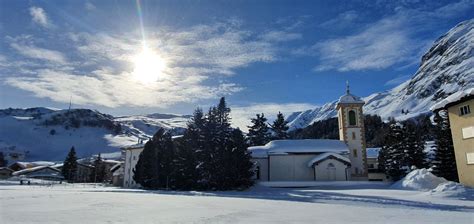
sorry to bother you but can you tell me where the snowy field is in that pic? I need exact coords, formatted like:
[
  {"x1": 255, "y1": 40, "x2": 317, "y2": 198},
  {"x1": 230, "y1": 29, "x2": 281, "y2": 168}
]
[{"x1": 0, "y1": 181, "x2": 473, "y2": 224}]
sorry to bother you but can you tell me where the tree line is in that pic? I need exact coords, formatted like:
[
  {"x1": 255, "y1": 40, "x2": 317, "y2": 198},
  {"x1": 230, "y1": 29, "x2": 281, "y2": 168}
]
[{"x1": 133, "y1": 97, "x2": 255, "y2": 190}]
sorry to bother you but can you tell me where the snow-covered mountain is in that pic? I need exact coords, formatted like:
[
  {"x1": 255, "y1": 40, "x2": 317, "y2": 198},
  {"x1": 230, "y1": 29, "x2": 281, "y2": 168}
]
[
  {"x1": 0, "y1": 108, "x2": 189, "y2": 161},
  {"x1": 287, "y1": 19, "x2": 474, "y2": 130}
]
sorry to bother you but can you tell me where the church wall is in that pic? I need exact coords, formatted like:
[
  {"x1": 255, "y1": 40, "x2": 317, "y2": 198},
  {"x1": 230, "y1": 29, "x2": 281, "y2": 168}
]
[
  {"x1": 314, "y1": 159, "x2": 349, "y2": 181},
  {"x1": 269, "y1": 154, "x2": 314, "y2": 181}
]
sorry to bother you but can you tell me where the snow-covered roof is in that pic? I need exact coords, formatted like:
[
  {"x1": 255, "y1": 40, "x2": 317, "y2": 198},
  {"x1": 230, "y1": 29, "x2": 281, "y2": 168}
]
[
  {"x1": 248, "y1": 139, "x2": 349, "y2": 158},
  {"x1": 122, "y1": 143, "x2": 145, "y2": 150},
  {"x1": 366, "y1": 148, "x2": 381, "y2": 159},
  {"x1": 12, "y1": 166, "x2": 61, "y2": 176},
  {"x1": 338, "y1": 93, "x2": 365, "y2": 104},
  {"x1": 431, "y1": 88, "x2": 474, "y2": 111},
  {"x1": 110, "y1": 162, "x2": 123, "y2": 172},
  {"x1": 337, "y1": 84, "x2": 365, "y2": 105},
  {"x1": 307, "y1": 152, "x2": 351, "y2": 167}
]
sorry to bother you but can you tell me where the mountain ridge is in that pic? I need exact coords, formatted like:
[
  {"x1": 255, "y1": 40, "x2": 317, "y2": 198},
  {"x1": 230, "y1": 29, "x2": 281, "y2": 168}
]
[{"x1": 287, "y1": 18, "x2": 474, "y2": 130}]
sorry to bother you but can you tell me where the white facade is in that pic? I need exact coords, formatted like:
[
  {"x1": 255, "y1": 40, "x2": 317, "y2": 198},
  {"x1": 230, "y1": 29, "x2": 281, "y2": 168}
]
[
  {"x1": 248, "y1": 84, "x2": 368, "y2": 182},
  {"x1": 336, "y1": 84, "x2": 368, "y2": 180},
  {"x1": 123, "y1": 146, "x2": 144, "y2": 188},
  {"x1": 248, "y1": 139, "x2": 351, "y2": 181}
]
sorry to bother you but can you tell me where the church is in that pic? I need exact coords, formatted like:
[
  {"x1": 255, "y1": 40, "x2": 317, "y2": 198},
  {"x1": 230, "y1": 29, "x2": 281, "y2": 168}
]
[{"x1": 248, "y1": 84, "x2": 368, "y2": 181}]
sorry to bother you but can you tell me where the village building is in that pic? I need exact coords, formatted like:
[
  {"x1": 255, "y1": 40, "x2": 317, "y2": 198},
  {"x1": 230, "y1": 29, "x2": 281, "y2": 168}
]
[
  {"x1": 12, "y1": 166, "x2": 63, "y2": 181},
  {"x1": 431, "y1": 88, "x2": 474, "y2": 187},
  {"x1": 366, "y1": 148, "x2": 389, "y2": 181},
  {"x1": 249, "y1": 84, "x2": 368, "y2": 181},
  {"x1": 0, "y1": 167, "x2": 13, "y2": 179},
  {"x1": 123, "y1": 144, "x2": 144, "y2": 188},
  {"x1": 8, "y1": 161, "x2": 56, "y2": 172},
  {"x1": 53, "y1": 162, "x2": 95, "y2": 183},
  {"x1": 110, "y1": 162, "x2": 124, "y2": 187}
]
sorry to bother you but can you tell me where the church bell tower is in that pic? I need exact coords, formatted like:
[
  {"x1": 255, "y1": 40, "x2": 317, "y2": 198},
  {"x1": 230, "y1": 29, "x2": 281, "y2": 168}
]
[{"x1": 336, "y1": 82, "x2": 368, "y2": 180}]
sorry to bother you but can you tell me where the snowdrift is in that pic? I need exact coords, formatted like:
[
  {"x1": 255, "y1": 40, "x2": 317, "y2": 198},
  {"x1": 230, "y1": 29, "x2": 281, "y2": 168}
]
[{"x1": 392, "y1": 169, "x2": 472, "y2": 199}]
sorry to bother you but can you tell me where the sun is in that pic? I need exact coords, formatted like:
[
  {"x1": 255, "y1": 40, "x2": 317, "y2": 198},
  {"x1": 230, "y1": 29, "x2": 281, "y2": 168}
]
[{"x1": 132, "y1": 46, "x2": 166, "y2": 83}]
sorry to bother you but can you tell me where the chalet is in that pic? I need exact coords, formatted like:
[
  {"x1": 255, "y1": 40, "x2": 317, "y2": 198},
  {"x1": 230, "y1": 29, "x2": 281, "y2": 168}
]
[
  {"x1": 110, "y1": 162, "x2": 124, "y2": 187},
  {"x1": 0, "y1": 167, "x2": 13, "y2": 179},
  {"x1": 12, "y1": 166, "x2": 63, "y2": 181}
]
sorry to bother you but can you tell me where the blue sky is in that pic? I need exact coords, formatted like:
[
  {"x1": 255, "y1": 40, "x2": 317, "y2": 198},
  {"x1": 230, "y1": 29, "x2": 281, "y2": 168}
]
[{"x1": 0, "y1": 0, "x2": 473, "y2": 127}]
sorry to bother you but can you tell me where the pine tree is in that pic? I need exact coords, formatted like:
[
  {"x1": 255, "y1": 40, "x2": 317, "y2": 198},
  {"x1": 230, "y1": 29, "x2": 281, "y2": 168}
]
[
  {"x1": 432, "y1": 111, "x2": 458, "y2": 181},
  {"x1": 62, "y1": 146, "x2": 78, "y2": 182},
  {"x1": 271, "y1": 111, "x2": 289, "y2": 140},
  {"x1": 173, "y1": 108, "x2": 204, "y2": 190},
  {"x1": 156, "y1": 131, "x2": 175, "y2": 189},
  {"x1": 225, "y1": 128, "x2": 254, "y2": 189},
  {"x1": 379, "y1": 122, "x2": 406, "y2": 180},
  {"x1": 247, "y1": 113, "x2": 271, "y2": 146},
  {"x1": 90, "y1": 154, "x2": 106, "y2": 183},
  {"x1": 402, "y1": 122, "x2": 427, "y2": 171},
  {"x1": 133, "y1": 129, "x2": 163, "y2": 188}
]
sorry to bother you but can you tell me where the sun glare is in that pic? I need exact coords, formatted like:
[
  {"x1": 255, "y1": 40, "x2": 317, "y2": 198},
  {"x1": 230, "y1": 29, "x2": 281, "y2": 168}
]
[{"x1": 132, "y1": 46, "x2": 166, "y2": 83}]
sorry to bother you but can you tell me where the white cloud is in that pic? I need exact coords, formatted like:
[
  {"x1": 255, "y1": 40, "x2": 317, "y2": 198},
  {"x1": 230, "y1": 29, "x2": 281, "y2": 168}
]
[
  {"x1": 259, "y1": 31, "x2": 302, "y2": 42},
  {"x1": 85, "y1": 2, "x2": 96, "y2": 11},
  {"x1": 314, "y1": 18, "x2": 416, "y2": 72},
  {"x1": 29, "y1": 7, "x2": 51, "y2": 28},
  {"x1": 231, "y1": 103, "x2": 317, "y2": 131},
  {"x1": 319, "y1": 10, "x2": 359, "y2": 29},
  {"x1": 307, "y1": 0, "x2": 474, "y2": 72},
  {"x1": 5, "y1": 21, "x2": 295, "y2": 108},
  {"x1": 10, "y1": 43, "x2": 67, "y2": 65}
]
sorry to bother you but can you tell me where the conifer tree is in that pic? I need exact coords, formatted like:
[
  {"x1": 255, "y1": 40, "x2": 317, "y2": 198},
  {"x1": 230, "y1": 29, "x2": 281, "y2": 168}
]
[
  {"x1": 432, "y1": 111, "x2": 458, "y2": 181},
  {"x1": 271, "y1": 111, "x2": 289, "y2": 140},
  {"x1": 133, "y1": 129, "x2": 163, "y2": 188},
  {"x1": 379, "y1": 122, "x2": 406, "y2": 180},
  {"x1": 403, "y1": 122, "x2": 428, "y2": 171},
  {"x1": 225, "y1": 128, "x2": 254, "y2": 189},
  {"x1": 156, "y1": 131, "x2": 175, "y2": 189},
  {"x1": 90, "y1": 153, "x2": 106, "y2": 183},
  {"x1": 247, "y1": 113, "x2": 271, "y2": 146},
  {"x1": 62, "y1": 146, "x2": 78, "y2": 182},
  {"x1": 173, "y1": 108, "x2": 204, "y2": 190}
]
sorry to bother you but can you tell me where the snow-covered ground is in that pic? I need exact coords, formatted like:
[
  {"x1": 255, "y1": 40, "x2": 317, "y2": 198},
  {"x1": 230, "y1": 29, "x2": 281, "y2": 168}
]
[{"x1": 0, "y1": 181, "x2": 472, "y2": 224}]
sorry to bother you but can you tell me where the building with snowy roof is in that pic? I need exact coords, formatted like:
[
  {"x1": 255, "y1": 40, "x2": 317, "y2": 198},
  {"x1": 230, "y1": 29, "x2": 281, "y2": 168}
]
[
  {"x1": 431, "y1": 88, "x2": 474, "y2": 187},
  {"x1": 249, "y1": 84, "x2": 369, "y2": 181},
  {"x1": 12, "y1": 166, "x2": 63, "y2": 181}
]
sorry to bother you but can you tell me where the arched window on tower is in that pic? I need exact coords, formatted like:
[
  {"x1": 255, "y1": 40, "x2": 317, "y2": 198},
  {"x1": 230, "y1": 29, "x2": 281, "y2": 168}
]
[{"x1": 348, "y1": 110, "x2": 357, "y2": 126}]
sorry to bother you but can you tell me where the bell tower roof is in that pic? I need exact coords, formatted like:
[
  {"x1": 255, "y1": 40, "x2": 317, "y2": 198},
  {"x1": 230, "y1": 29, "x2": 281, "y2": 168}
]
[{"x1": 337, "y1": 81, "x2": 365, "y2": 105}]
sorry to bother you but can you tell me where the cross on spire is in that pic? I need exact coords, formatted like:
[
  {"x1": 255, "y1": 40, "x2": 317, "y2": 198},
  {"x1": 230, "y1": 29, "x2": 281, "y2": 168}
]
[{"x1": 346, "y1": 80, "x2": 350, "y2": 94}]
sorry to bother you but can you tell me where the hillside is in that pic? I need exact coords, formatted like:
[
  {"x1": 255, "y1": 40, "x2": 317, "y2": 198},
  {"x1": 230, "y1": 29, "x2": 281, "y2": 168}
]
[
  {"x1": 287, "y1": 19, "x2": 474, "y2": 130},
  {"x1": 0, "y1": 108, "x2": 189, "y2": 161}
]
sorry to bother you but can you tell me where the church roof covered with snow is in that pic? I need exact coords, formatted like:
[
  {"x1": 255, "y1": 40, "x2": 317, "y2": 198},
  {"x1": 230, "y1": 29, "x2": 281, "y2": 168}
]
[
  {"x1": 431, "y1": 88, "x2": 474, "y2": 111},
  {"x1": 248, "y1": 139, "x2": 349, "y2": 158},
  {"x1": 337, "y1": 82, "x2": 365, "y2": 105},
  {"x1": 307, "y1": 152, "x2": 351, "y2": 167}
]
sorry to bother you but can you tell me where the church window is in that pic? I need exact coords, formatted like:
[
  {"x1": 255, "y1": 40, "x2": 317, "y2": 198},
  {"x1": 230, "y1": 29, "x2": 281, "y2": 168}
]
[
  {"x1": 349, "y1": 110, "x2": 357, "y2": 125},
  {"x1": 353, "y1": 149, "x2": 358, "y2": 157},
  {"x1": 459, "y1": 105, "x2": 470, "y2": 116},
  {"x1": 352, "y1": 132, "x2": 356, "y2": 140},
  {"x1": 327, "y1": 163, "x2": 335, "y2": 168}
]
